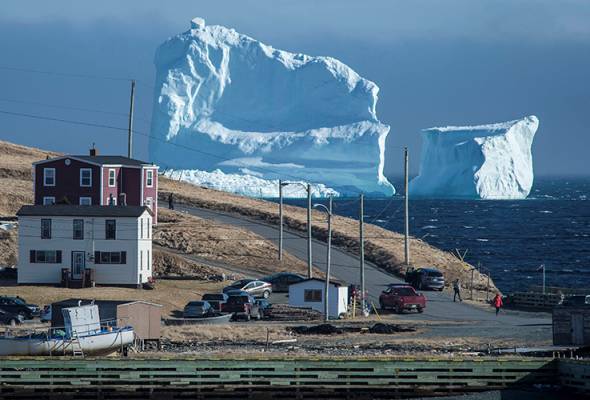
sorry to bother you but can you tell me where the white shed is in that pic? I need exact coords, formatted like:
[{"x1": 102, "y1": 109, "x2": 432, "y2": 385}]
[{"x1": 288, "y1": 278, "x2": 348, "y2": 319}]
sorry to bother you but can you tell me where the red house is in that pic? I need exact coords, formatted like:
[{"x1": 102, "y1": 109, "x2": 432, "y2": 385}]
[{"x1": 33, "y1": 149, "x2": 159, "y2": 222}]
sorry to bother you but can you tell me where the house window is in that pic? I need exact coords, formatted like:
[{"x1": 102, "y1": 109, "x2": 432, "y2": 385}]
[
  {"x1": 107, "y1": 194, "x2": 117, "y2": 206},
  {"x1": 105, "y1": 219, "x2": 116, "y2": 240},
  {"x1": 43, "y1": 168, "x2": 55, "y2": 186},
  {"x1": 80, "y1": 168, "x2": 92, "y2": 187},
  {"x1": 43, "y1": 197, "x2": 55, "y2": 205},
  {"x1": 73, "y1": 219, "x2": 84, "y2": 240},
  {"x1": 140, "y1": 250, "x2": 143, "y2": 271},
  {"x1": 147, "y1": 218, "x2": 150, "y2": 238},
  {"x1": 79, "y1": 197, "x2": 92, "y2": 206},
  {"x1": 147, "y1": 250, "x2": 150, "y2": 270},
  {"x1": 30, "y1": 250, "x2": 62, "y2": 264},
  {"x1": 146, "y1": 170, "x2": 153, "y2": 187},
  {"x1": 140, "y1": 218, "x2": 144, "y2": 239},
  {"x1": 41, "y1": 219, "x2": 51, "y2": 239},
  {"x1": 108, "y1": 169, "x2": 116, "y2": 187},
  {"x1": 304, "y1": 289, "x2": 322, "y2": 302},
  {"x1": 95, "y1": 251, "x2": 126, "y2": 264}
]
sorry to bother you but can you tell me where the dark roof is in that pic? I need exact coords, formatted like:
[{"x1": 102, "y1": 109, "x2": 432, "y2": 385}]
[
  {"x1": 71, "y1": 155, "x2": 152, "y2": 166},
  {"x1": 17, "y1": 205, "x2": 153, "y2": 218},
  {"x1": 291, "y1": 277, "x2": 346, "y2": 287}
]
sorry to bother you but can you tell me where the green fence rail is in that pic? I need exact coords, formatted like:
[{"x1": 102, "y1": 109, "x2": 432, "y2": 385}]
[{"x1": 0, "y1": 357, "x2": 562, "y2": 399}]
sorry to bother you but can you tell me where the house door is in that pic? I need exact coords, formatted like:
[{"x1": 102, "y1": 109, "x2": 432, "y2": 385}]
[
  {"x1": 71, "y1": 251, "x2": 85, "y2": 280},
  {"x1": 571, "y1": 314, "x2": 585, "y2": 345}
]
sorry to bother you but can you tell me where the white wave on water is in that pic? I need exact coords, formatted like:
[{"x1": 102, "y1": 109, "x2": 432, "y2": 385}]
[
  {"x1": 539, "y1": 210, "x2": 553, "y2": 214},
  {"x1": 476, "y1": 238, "x2": 489, "y2": 242},
  {"x1": 421, "y1": 225, "x2": 438, "y2": 230}
]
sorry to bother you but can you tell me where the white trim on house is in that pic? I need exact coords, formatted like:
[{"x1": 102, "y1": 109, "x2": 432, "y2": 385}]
[
  {"x1": 42, "y1": 196, "x2": 55, "y2": 205},
  {"x1": 100, "y1": 167, "x2": 104, "y2": 206},
  {"x1": 140, "y1": 169, "x2": 144, "y2": 207},
  {"x1": 80, "y1": 168, "x2": 92, "y2": 187},
  {"x1": 79, "y1": 197, "x2": 92, "y2": 206},
  {"x1": 108, "y1": 168, "x2": 116, "y2": 187},
  {"x1": 43, "y1": 168, "x2": 56, "y2": 187},
  {"x1": 146, "y1": 170, "x2": 154, "y2": 187}
]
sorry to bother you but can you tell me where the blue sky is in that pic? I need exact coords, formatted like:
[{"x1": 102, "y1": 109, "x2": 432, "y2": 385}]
[{"x1": 0, "y1": 0, "x2": 588, "y2": 176}]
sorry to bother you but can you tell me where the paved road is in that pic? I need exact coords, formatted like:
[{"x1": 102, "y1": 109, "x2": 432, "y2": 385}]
[{"x1": 176, "y1": 204, "x2": 551, "y2": 331}]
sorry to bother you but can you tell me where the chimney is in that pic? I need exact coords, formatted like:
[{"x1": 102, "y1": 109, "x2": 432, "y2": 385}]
[
  {"x1": 89, "y1": 144, "x2": 98, "y2": 156},
  {"x1": 118, "y1": 193, "x2": 127, "y2": 206}
]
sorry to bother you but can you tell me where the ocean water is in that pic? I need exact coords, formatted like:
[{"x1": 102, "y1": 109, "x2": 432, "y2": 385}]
[{"x1": 283, "y1": 177, "x2": 590, "y2": 293}]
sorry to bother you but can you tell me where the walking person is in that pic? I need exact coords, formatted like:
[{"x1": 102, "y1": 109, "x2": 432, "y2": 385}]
[
  {"x1": 168, "y1": 193, "x2": 174, "y2": 210},
  {"x1": 493, "y1": 293, "x2": 503, "y2": 315},
  {"x1": 453, "y1": 279, "x2": 462, "y2": 302}
]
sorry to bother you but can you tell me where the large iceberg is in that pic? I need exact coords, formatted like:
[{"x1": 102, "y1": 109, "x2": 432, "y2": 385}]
[
  {"x1": 150, "y1": 17, "x2": 394, "y2": 197},
  {"x1": 410, "y1": 116, "x2": 539, "y2": 199}
]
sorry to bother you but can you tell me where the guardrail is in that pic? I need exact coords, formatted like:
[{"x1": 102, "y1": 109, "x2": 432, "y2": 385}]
[
  {"x1": 0, "y1": 357, "x2": 560, "y2": 399},
  {"x1": 507, "y1": 292, "x2": 563, "y2": 310}
]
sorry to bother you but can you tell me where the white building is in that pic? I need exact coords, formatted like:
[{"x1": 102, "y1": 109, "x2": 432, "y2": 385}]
[
  {"x1": 288, "y1": 278, "x2": 348, "y2": 319},
  {"x1": 16, "y1": 205, "x2": 153, "y2": 286}
]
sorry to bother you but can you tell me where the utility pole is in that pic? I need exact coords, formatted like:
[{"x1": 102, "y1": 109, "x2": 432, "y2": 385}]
[
  {"x1": 313, "y1": 197, "x2": 333, "y2": 322},
  {"x1": 359, "y1": 193, "x2": 365, "y2": 315},
  {"x1": 278, "y1": 180, "x2": 284, "y2": 261},
  {"x1": 325, "y1": 195, "x2": 332, "y2": 322},
  {"x1": 404, "y1": 147, "x2": 410, "y2": 266},
  {"x1": 127, "y1": 80, "x2": 136, "y2": 159},
  {"x1": 307, "y1": 183, "x2": 313, "y2": 278}
]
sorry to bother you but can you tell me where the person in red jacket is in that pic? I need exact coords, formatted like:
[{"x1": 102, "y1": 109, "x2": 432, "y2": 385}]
[{"x1": 493, "y1": 293, "x2": 503, "y2": 315}]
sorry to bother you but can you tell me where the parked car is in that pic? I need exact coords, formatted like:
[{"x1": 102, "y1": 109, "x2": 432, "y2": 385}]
[
  {"x1": 201, "y1": 293, "x2": 229, "y2": 312},
  {"x1": 183, "y1": 301, "x2": 215, "y2": 318},
  {"x1": 255, "y1": 299, "x2": 272, "y2": 319},
  {"x1": 223, "y1": 279, "x2": 272, "y2": 299},
  {"x1": 562, "y1": 295, "x2": 590, "y2": 307},
  {"x1": 40, "y1": 305, "x2": 52, "y2": 322},
  {"x1": 224, "y1": 289, "x2": 249, "y2": 297},
  {"x1": 261, "y1": 272, "x2": 305, "y2": 292},
  {"x1": 0, "y1": 296, "x2": 39, "y2": 319},
  {"x1": 222, "y1": 294, "x2": 261, "y2": 321},
  {"x1": 0, "y1": 309, "x2": 24, "y2": 326},
  {"x1": 405, "y1": 267, "x2": 445, "y2": 291},
  {"x1": 379, "y1": 285, "x2": 426, "y2": 313}
]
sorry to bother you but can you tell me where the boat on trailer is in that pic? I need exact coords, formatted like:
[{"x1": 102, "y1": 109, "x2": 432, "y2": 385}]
[{"x1": 0, "y1": 302, "x2": 134, "y2": 356}]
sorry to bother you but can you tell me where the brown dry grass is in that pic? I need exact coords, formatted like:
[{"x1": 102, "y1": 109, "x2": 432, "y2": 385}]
[
  {"x1": 0, "y1": 280, "x2": 224, "y2": 317},
  {"x1": 152, "y1": 249, "x2": 225, "y2": 278},
  {"x1": 0, "y1": 140, "x2": 58, "y2": 216},
  {"x1": 160, "y1": 179, "x2": 499, "y2": 294},
  {"x1": 163, "y1": 325, "x2": 293, "y2": 342},
  {"x1": 0, "y1": 228, "x2": 17, "y2": 267},
  {"x1": 154, "y1": 208, "x2": 315, "y2": 277}
]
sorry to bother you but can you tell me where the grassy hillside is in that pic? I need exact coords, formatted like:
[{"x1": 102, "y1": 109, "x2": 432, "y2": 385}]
[{"x1": 0, "y1": 139, "x2": 499, "y2": 297}]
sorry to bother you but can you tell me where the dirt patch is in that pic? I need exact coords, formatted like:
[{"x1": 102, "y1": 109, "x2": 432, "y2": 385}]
[{"x1": 290, "y1": 323, "x2": 416, "y2": 335}]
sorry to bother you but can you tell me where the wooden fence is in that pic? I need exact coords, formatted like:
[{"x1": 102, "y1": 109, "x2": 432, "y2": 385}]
[
  {"x1": 559, "y1": 359, "x2": 590, "y2": 394},
  {"x1": 0, "y1": 357, "x2": 559, "y2": 399}
]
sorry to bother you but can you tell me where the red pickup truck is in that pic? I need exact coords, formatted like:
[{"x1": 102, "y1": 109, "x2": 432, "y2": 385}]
[{"x1": 379, "y1": 285, "x2": 426, "y2": 313}]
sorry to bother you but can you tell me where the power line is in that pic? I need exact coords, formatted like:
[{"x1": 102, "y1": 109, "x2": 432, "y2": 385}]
[{"x1": 0, "y1": 65, "x2": 132, "y2": 82}]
